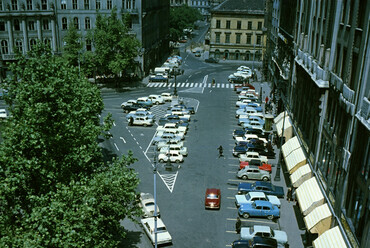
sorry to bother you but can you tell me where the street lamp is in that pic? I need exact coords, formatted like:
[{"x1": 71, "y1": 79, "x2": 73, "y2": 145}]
[
  {"x1": 173, "y1": 68, "x2": 178, "y2": 96},
  {"x1": 274, "y1": 108, "x2": 285, "y2": 182},
  {"x1": 153, "y1": 150, "x2": 158, "y2": 248}
]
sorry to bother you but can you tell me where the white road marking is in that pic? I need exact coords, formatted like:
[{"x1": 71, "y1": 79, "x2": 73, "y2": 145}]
[
  {"x1": 158, "y1": 172, "x2": 178, "y2": 193},
  {"x1": 114, "y1": 143, "x2": 119, "y2": 151},
  {"x1": 194, "y1": 83, "x2": 198, "y2": 87},
  {"x1": 190, "y1": 83, "x2": 194, "y2": 87},
  {"x1": 120, "y1": 137, "x2": 126, "y2": 143},
  {"x1": 186, "y1": 83, "x2": 189, "y2": 87},
  {"x1": 113, "y1": 122, "x2": 116, "y2": 127},
  {"x1": 208, "y1": 83, "x2": 211, "y2": 87}
]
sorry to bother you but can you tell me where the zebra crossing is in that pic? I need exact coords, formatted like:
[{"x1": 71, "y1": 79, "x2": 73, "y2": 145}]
[{"x1": 147, "y1": 82, "x2": 236, "y2": 89}]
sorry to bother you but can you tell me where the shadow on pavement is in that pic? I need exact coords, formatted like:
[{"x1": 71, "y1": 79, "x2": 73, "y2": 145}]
[{"x1": 120, "y1": 230, "x2": 143, "y2": 248}]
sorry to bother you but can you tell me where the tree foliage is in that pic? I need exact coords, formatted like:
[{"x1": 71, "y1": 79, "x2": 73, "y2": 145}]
[
  {"x1": 93, "y1": 7, "x2": 141, "y2": 78},
  {"x1": 63, "y1": 22, "x2": 83, "y2": 67},
  {"x1": 169, "y1": 5, "x2": 202, "y2": 41},
  {"x1": 0, "y1": 43, "x2": 141, "y2": 247}
]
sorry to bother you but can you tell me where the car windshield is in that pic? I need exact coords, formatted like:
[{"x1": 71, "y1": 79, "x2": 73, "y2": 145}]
[
  {"x1": 157, "y1": 227, "x2": 167, "y2": 233},
  {"x1": 245, "y1": 194, "x2": 251, "y2": 201},
  {"x1": 207, "y1": 194, "x2": 219, "y2": 199},
  {"x1": 145, "y1": 202, "x2": 154, "y2": 207},
  {"x1": 270, "y1": 185, "x2": 275, "y2": 191}
]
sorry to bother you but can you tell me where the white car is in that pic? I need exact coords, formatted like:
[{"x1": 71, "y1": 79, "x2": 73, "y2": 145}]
[
  {"x1": 161, "y1": 92, "x2": 173, "y2": 102},
  {"x1": 236, "y1": 99, "x2": 252, "y2": 107},
  {"x1": 148, "y1": 94, "x2": 164, "y2": 105},
  {"x1": 235, "y1": 134, "x2": 267, "y2": 144},
  {"x1": 120, "y1": 99, "x2": 137, "y2": 108},
  {"x1": 156, "y1": 139, "x2": 184, "y2": 151},
  {"x1": 234, "y1": 70, "x2": 252, "y2": 79},
  {"x1": 235, "y1": 192, "x2": 281, "y2": 208},
  {"x1": 156, "y1": 123, "x2": 187, "y2": 134},
  {"x1": 128, "y1": 116, "x2": 154, "y2": 127},
  {"x1": 239, "y1": 151, "x2": 268, "y2": 164},
  {"x1": 237, "y1": 66, "x2": 250, "y2": 71},
  {"x1": 139, "y1": 193, "x2": 160, "y2": 217},
  {"x1": 158, "y1": 151, "x2": 184, "y2": 163},
  {"x1": 156, "y1": 129, "x2": 185, "y2": 140},
  {"x1": 159, "y1": 144, "x2": 188, "y2": 156},
  {"x1": 141, "y1": 217, "x2": 172, "y2": 245},
  {"x1": 169, "y1": 111, "x2": 191, "y2": 121},
  {"x1": 241, "y1": 225, "x2": 288, "y2": 247},
  {"x1": 0, "y1": 109, "x2": 7, "y2": 119}
]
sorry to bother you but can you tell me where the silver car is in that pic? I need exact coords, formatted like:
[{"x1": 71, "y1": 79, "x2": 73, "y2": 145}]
[{"x1": 237, "y1": 166, "x2": 270, "y2": 181}]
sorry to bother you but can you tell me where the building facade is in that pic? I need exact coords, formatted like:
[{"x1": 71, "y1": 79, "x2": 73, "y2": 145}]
[
  {"x1": 208, "y1": 0, "x2": 266, "y2": 62},
  {"x1": 170, "y1": 0, "x2": 210, "y2": 16},
  {"x1": 271, "y1": 0, "x2": 369, "y2": 247},
  {"x1": 0, "y1": 0, "x2": 169, "y2": 77}
]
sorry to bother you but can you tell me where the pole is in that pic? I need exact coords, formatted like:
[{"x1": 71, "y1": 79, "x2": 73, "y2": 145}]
[
  {"x1": 174, "y1": 69, "x2": 178, "y2": 96},
  {"x1": 252, "y1": 44, "x2": 256, "y2": 71},
  {"x1": 153, "y1": 151, "x2": 158, "y2": 248}
]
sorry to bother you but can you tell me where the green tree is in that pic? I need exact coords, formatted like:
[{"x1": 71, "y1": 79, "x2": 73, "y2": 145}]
[
  {"x1": 169, "y1": 5, "x2": 202, "y2": 41},
  {"x1": 93, "y1": 7, "x2": 141, "y2": 79},
  {"x1": 0, "y1": 43, "x2": 141, "y2": 247},
  {"x1": 63, "y1": 22, "x2": 83, "y2": 67}
]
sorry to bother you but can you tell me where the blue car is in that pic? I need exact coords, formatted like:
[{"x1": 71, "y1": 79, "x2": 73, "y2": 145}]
[
  {"x1": 239, "y1": 104, "x2": 263, "y2": 112},
  {"x1": 238, "y1": 200, "x2": 280, "y2": 220},
  {"x1": 233, "y1": 143, "x2": 264, "y2": 157},
  {"x1": 237, "y1": 182, "x2": 284, "y2": 198},
  {"x1": 233, "y1": 129, "x2": 246, "y2": 138}
]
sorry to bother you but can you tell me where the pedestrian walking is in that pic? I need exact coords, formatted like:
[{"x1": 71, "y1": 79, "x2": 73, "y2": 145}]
[
  {"x1": 287, "y1": 187, "x2": 293, "y2": 202},
  {"x1": 235, "y1": 217, "x2": 241, "y2": 234},
  {"x1": 217, "y1": 145, "x2": 223, "y2": 158},
  {"x1": 265, "y1": 96, "x2": 269, "y2": 104}
]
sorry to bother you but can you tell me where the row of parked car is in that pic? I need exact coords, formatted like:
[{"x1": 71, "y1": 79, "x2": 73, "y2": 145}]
[
  {"x1": 149, "y1": 55, "x2": 184, "y2": 82},
  {"x1": 229, "y1": 81, "x2": 288, "y2": 248}
]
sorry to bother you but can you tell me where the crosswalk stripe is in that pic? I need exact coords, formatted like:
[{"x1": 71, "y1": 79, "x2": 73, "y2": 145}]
[
  {"x1": 194, "y1": 83, "x2": 198, "y2": 87},
  {"x1": 148, "y1": 83, "x2": 154, "y2": 87},
  {"x1": 221, "y1": 84, "x2": 225, "y2": 88},
  {"x1": 217, "y1": 83, "x2": 220, "y2": 88},
  {"x1": 186, "y1": 83, "x2": 189, "y2": 87},
  {"x1": 190, "y1": 83, "x2": 194, "y2": 87},
  {"x1": 146, "y1": 83, "x2": 236, "y2": 89},
  {"x1": 226, "y1": 84, "x2": 229, "y2": 88}
]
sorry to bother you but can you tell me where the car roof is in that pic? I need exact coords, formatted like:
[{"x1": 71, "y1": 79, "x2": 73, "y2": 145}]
[
  {"x1": 253, "y1": 225, "x2": 271, "y2": 232},
  {"x1": 248, "y1": 192, "x2": 266, "y2": 197},
  {"x1": 206, "y1": 188, "x2": 220, "y2": 194},
  {"x1": 254, "y1": 200, "x2": 273, "y2": 207},
  {"x1": 255, "y1": 181, "x2": 272, "y2": 187},
  {"x1": 141, "y1": 217, "x2": 165, "y2": 228}
]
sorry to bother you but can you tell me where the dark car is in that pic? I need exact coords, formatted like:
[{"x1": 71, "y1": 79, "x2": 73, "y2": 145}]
[
  {"x1": 233, "y1": 143, "x2": 265, "y2": 157},
  {"x1": 233, "y1": 129, "x2": 246, "y2": 138},
  {"x1": 158, "y1": 115, "x2": 189, "y2": 127},
  {"x1": 149, "y1": 74, "x2": 168, "y2": 82},
  {"x1": 258, "y1": 149, "x2": 276, "y2": 159},
  {"x1": 229, "y1": 76, "x2": 248, "y2": 84},
  {"x1": 122, "y1": 104, "x2": 149, "y2": 113},
  {"x1": 231, "y1": 239, "x2": 249, "y2": 248},
  {"x1": 173, "y1": 104, "x2": 195, "y2": 114},
  {"x1": 237, "y1": 182, "x2": 284, "y2": 198},
  {"x1": 244, "y1": 128, "x2": 265, "y2": 137},
  {"x1": 250, "y1": 236, "x2": 278, "y2": 248},
  {"x1": 205, "y1": 57, "x2": 219, "y2": 63}
]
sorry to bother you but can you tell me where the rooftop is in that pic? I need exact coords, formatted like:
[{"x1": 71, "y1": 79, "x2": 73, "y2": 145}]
[{"x1": 212, "y1": 0, "x2": 265, "y2": 14}]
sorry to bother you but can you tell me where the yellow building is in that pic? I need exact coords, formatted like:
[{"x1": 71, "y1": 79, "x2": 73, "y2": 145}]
[{"x1": 209, "y1": 0, "x2": 266, "y2": 61}]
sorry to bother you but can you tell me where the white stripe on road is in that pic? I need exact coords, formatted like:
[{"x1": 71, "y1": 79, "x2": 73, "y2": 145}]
[
  {"x1": 194, "y1": 83, "x2": 198, "y2": 87},
  {"x1": 180, "y1": 83, "x2": 185, "y2": 87},
  {"x1": 190, "y1": 83, "x2": 194, "y2": 87},
  {"x1": 114, "y1": 143, "x2": 119, "y2": 151},
  {"x1": 186, "y1": 83, "x2": 189, "y2": 87}
]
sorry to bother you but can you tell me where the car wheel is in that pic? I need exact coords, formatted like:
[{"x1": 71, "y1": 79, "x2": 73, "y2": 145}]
[
  {"x1": 242, "y1": 175, "x2": 248, "y2": 180},
  {"x1": 267, "y1": 215, "x2": 274, "y2": 220},
  {"x1": 144, "y1": 124, "x2": 147, "y2": 127},
  {"x1": 243, "y1": 213, "x2": 250, "y2": 219},
  {"x1": 159, "y1": 159, "x2": 164, "y2": 163},
  {"x1": 175, "y1": 159, "x2": 180, "y2": 163},
  {"x1": 262, "y1": 177, "x2": 269, "y2": 181},
  {"x1": 125, "y1": 110, "x2": 129, "y2": 113},
  {"x1": 156, "y1": 102, "x2": 159, "y2": 105}
]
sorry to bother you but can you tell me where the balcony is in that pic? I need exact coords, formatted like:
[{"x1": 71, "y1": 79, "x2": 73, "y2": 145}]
[
  {"x1": 2, "y1": 54, "x2": 17, "y2": 60},
  {"x1": 121, "y1": 8, "x2": 139, "y2": 15},
  {"x1": 356, "y1": 97, "x2": 370, "y2": 131}
]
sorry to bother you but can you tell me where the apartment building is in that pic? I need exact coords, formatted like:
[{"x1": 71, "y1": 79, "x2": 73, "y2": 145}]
[
  {"x1": 0, "y1": 0, "x2": 170, "y2": 77},
  {"x1": 208, "y1": 0, "x2": 266, "y2": 62}
]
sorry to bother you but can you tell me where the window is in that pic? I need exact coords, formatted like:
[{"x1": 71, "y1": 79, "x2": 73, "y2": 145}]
[
  {"x1": 0, "y1": 21, "x2": 5, "y2": 31},
  {"x1": 12, "y1": 0, "x2": 18, "y2": 10},
  {"x1": 73, "y1": 0, "x2": 78, "y2": 9},
  {"x1": 85, "y1": 17, "x2": 90, "y2": 29},
  {"x1": 246, "y1": 34, "x2": 251, "y2": 44},
  {"x1": 27, "y1": 0, "x2": 32, "y2": 10},
  {"x1": 225, "y1": 33, "x2": 230, "y2": 43},
  {"x1": 216, "y1": 20, "x2": 220, "y2": 28},
  {"x1": 43, "y1": 19, "x2": 49, "y2": 30},
  {"x1": 257, "y1": 35, "x2": 261, "y2": 45},
  {"x1": 215, "y1": 33, "x2": 220, "y2": 43},
  {"x1": 226, "y1": 20, "x2": 230, "y2": 29},
  {"x1": 86, "y1": 39, "x2": 92, "y2": 51},
  {"x1": 14, "y1": 19, "x2": 20, "y2": 31},
  {"x1": 236, "y1": 33, "x2": 241, "y2": 44},
  {"x1": 61, "y1": 0, "x2": 66, "y2": 9},
  {"x1": 132, "y1": 0, "x2": 135, "y2": 8},
  {"x1": 248, "y1": 21, "x2": 252, "y2": 30},
  {"x1": 28, "y1": 21, "x2": 35, "y2": 30},
  {"x1": 15, "y1": 40, "x2": 23, "y2": 53},
  {"x1": 258, "y1": 21, "x2": 262, "y2": 30},
  {"x1": 237, "y1": 21, "x2": 241, "y2": 30},
  {"x1": 96, "y1": 0, "x2": 100, "y2": 9},
  {"x1": 126, "y1": 0, "x2": 131, "y2": 9},
  {"x1": 0, "y1": 1, "x2": 2, "y2": 10},
  {"x1": 41, "y1": 0, "x2": 47, "y2": 9},
  {"x1": 62, "y1": 17, "x2": 67, "y2": 30},
  {"x1": 1, "y1": 40, "x2": 8, "y2": 54},
  {"x1": 84, "y1": 0, "x2": 89, "y2": 9},
  {"x1": 29, "y1": 38, "x2": 36, "y2": 48},
  {"x1": 107, "y1": 0, "x2": 112, "y2": 9},
  {"x1": 44, "y1": 38, "x2": 51, "y2": 48},
  {"x1": 73, "y1": 17, "x2": 79, "y2": 29}
]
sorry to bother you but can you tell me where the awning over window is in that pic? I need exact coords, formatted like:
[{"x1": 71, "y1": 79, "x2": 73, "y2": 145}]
[
  {"x1": 313, "y1": 226, "x2": 348, "y2": 248},
  {"x1": 296, "y1": 177, "x2": 325, "y2": 216},
  {"x1": 274, "y1": 111, "x2": 288, "y2": 124},
  {"x1": 284, "y1": 146, "x2": 307, "y2": 173},
  {"x1": 304, "y1": 203, "x2": 332, "y2": 235},
  {"x1": 282, "y1": 136, "x2": 301, "y2": 158},
  {"x1": 290, "y1": 163, "x2": 312, "y2": 188},
  {"x1": 276, "y1": 115, "x2": 293, "y2": 141}
]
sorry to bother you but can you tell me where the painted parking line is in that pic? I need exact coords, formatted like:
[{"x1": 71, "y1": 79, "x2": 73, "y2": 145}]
[
  {"x1": 226, "y1": 197, "x2": 234, "y2": 200},
  {"x1": 228, "y1": 171, "x2": 236, "y2": 174},
  {"x1": 227, "y1": 207, "x2": 237, "y2": 210},
  {"x1": 228, "y1": 187, "x2": 238, "y2": 190}
]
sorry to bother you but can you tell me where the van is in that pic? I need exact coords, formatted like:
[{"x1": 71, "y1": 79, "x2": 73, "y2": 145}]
[{"x1": 154, "y1": 67, "x2": 170, "y2": 75}]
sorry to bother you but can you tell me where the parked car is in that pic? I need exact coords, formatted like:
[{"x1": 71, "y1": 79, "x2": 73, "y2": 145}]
[
  {"x1": 239, "y1": 160, "x2": 272, "y2": 173},
  {"x1": 152, "y1": 132, "x2": 182, "y2": 145},
  {"x1": 158, "y1": 115, "x2": 189, "y2": 127},
  {"x1": 233, "y1": 143, "x2": 265, "y2": 157},
  {"x1": 156, "y1": 139, "x2": 184, "y2": 151},
  {"x1": 205, "y1": 188, "x2": 221, "y2": 210},
  {"x1": 235, "y1": 85, "x2": 255, "y2": 93},
  {"x1": 205, "y1": 57, "x2": 219, "y2": 63},
  {"x1": 238, "y1": 200, "x2": 280, "y2": 220},
  {"x1": 243, "y1": 121, "x2": 264, "y2": 131},
  {"x1": 236, "y1": 135, "x2": 267, "y2": 145},
  {"x1": 239, "y1": 152, "x2": 268, "y2": 164},
  {"x1": 127, "y1": 116, "x2": 154, "y2": 127},
  {"x1": 237, "y1": 166, "x2": 270, "y2": 181},
  {"x1": 0, "y1": 109, "x2": 8, "y2": 119},
  {"x1": 138, "y1": 193, "x2": 160, "y2": 218},
  {"x1": 250, "y1": 237, "x2": 279, "y2": 248},
  {"x1": 126, "y1": 110, "x2": 155, "y2": 120},
  {"x1": 237, "y1": 182, "x2": 285, "y2": 198},
  {"x1": 161, "y1": 92, "x2": 173, "y2": 102},
  {"x1": 120, "y1": 99, "x2": 137, "y2": 108},
  {"x1": 122, "y1": 103, "x2": 149, "y2": 113},
  {"x1": 195, "y1": 51, "x2": 201, "y2": 57},
  {"x1": 166, "y1": 112, "x2": 191, "y2": 122},
  {"x1": 235, "y1": 192, "x2": 280, "y2": 208},
  {"x1": 136, "y1": 97, "x2": 153, "y2": 107},
  {"x1": 149, "y1": 73, "x2": 168, "y2": 82},
  {"x1": 157, "y1": 122, "x2": 187, "y2": 134},
  {"x1": 173, "y1": 104, "x2": 195, "y2": 114},
  {"x1": 233, "y1": 129, "x2": 246, "y2": 139},
  {"x1": 159, "y1": 144, "x2": 188, "y2": 156},
  {"x1": 231, "y1": 239, "x2": 249, "y2": 248},
  {"x1": 241, "y1": 225, "x2": 288, "y2": 247},
  {"x1": 156, "y1": 129, "x2": 185, "y2": 140},
  {"x1": 148, "y1": 94, "x2": 164, "y2": 105},
  {"x1": 158, "y1": 151, "x2": 184, "y2": 163},
  {"x1": 141, "y1": 217, "x2": 172, "y2": 245}
]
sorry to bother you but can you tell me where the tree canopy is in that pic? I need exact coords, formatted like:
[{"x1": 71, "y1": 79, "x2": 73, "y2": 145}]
[
  {"x1": 63, "y1": 22, "x2": 83, "y2": 68},
  {"x1": 169, "y1": 5, "x2": 202, "y2": 41},
  {"x1": 0, "y1": 43, "x2": 141, "y2": 247}
]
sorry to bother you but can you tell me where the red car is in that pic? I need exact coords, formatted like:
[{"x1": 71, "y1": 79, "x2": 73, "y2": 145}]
[
  {"x1": 239, "y1": 161, "x2": 272, "y2": 173},
  {"x1": 205, "y1": 188, "x2": 221, "y2": 210},
  {"x1": 234, "y1": 84, "x2": 255, "y2": 91}
]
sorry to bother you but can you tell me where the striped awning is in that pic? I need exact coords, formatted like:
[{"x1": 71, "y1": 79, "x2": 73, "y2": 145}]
[
  {"x1": 276, "y1": 116, "x2": 293, "y2": 141},
  {"x1": 313, "y1": 226, "x2": 348, "y2": 248},
  {"x1": 274, "y1": 111, "x2": 288, "y2": 124},
  {"x1": 296, "y1": 177, "x2": 325, "y2": 216},
  {"x1": 282, "y1": 136, "x2": 301, "y2": 158},
  {"x1": 304, "y1": 203, "x2": 332, "y2": 235},
  {"x1": 290, "y1": 163, "x2": 312, "y2": 188},
  {"x1": 284, "y1": 146, "x2": 307, "y2": 174}
]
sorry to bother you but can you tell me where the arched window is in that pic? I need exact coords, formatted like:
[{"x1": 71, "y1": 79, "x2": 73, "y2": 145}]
[
  {"x1": 85, "y1": 17, "x2": 90, "y2": 29},
  {"x1": 15, "y1": 39, "x2": 23, "y2": 52},
  {"x1": 73, "y1": 17, "x2": 79, "y2": 29},
  {"x1": 29, "y1": 38, "x2": 37, "y2": 48},
  {"x1": 62, "y1": 17, "x2": 67, "y2": 30},
  {"x1": 245, "y1": 51, "x2": 251, "y2": 61},
  {"x1": 235, "y1": 50, "x2": 240, "y2": 60},
  {"x1": 1, "y1": 40, "x2": 8, "y2": 54},
  {"x1": 215, "y1": 49, "x2": 220, "y2": 59},
  {"x1": 224, "y1": 50, "x2": 229, "y2": 59}
]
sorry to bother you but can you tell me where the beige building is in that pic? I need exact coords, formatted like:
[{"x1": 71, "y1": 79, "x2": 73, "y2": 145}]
[{"x1": 209, "y1": 0, "x2": 266, "y2": 61}]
